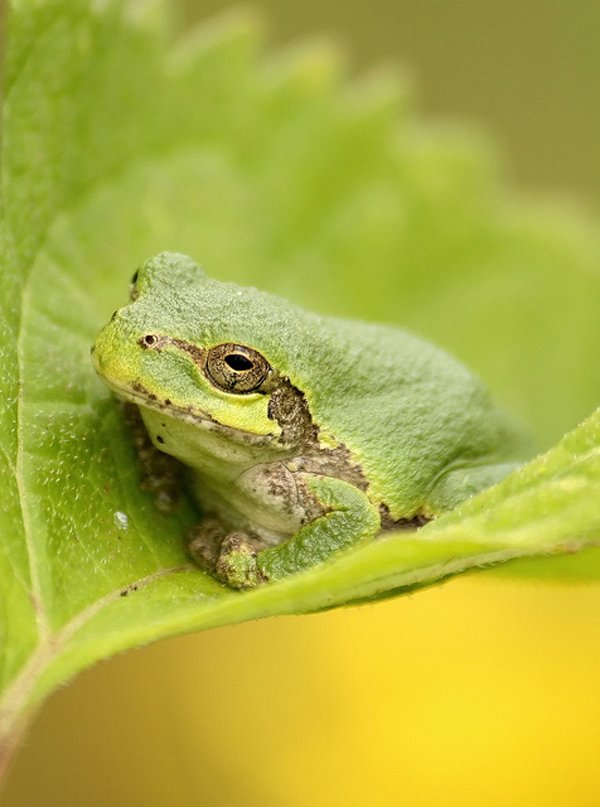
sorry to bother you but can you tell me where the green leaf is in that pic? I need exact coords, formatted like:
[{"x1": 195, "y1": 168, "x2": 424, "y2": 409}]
[{"x1": 0, "y1": 0, "x2": 598, "y2": 761}]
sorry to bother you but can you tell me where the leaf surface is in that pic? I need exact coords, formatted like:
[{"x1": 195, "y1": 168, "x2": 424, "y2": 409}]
[{"x1": 0, "y1": 1, "x2": 598, "y2": 737}]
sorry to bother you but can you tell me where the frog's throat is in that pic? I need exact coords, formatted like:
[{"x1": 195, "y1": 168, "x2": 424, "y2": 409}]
[
  {"x1": 108, "y1": 367, "x2": 371, "y2": 494},
  {"x1": 101, "y1": 366, "x2": 318, "y2": 451},
  {"x1": 104, "y1": 376, "x2": 276, "y2": 449}
]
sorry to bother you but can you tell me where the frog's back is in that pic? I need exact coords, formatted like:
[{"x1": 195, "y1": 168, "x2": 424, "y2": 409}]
[{"x1": 144, "y1": 264, "x2": 526, "y2": 519}]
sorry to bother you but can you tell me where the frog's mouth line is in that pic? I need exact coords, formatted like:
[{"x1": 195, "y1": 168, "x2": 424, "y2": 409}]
[{"x1": 97, "y1": 373, "x2": 281, "y2": 448}]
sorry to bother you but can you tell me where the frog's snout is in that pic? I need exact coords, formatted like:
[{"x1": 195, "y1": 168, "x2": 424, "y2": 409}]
[{"x1": 91, "y1": 317, "x2": 118, "y2": 375}]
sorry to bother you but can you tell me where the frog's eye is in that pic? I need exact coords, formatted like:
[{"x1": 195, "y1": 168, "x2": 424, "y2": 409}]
[
  {"x1": 129, "y1": 269, "x2": 140, "y2": 301},
  {"x1": 205, "y1": 343, "x2": 270, "y2": 394}
]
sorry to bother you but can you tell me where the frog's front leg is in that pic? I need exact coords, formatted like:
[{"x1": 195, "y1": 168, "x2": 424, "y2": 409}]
[
  {"x1": 192, "y1": 476, "x2": 380, "y2": 590},
  {"x1": 257, "y1": 476, "x2": 380, "y2": 583},
  {"x1": 187, "y1": 518, "x2": 268, "y2": 589}
]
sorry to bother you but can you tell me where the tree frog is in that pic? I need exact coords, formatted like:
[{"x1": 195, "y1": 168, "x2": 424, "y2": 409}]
[{"x1": 92, "y1": 252, "x2": 528, "y2": 589}]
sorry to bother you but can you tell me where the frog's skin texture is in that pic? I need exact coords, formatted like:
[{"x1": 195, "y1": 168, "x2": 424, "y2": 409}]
[{"x1": 92, "y1": 252, "x2": 529, "y2": 589}]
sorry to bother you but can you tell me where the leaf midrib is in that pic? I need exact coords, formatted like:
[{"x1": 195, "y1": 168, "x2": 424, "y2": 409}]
[{"x1": 15, "y1": 263, "x2": 50, "y2": 643}]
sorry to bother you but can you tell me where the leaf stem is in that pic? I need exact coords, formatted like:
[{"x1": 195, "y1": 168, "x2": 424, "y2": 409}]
[
  {"x1": 0, "y1": 714, "x2": 33, "y2": 788},
  {"x1": 0, "y1": 645, "x2": 49, "y2": 789}
]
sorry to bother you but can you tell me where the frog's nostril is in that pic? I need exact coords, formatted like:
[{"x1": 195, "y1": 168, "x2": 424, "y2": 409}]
[{"x1": 110, "y1": 310, "x2": 118, "y2": 321}]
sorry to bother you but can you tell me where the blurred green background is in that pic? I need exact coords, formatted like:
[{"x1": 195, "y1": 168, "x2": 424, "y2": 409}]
[
  {"x1": 4, "y1": 1, "x2": 599, "y2": 805},
  {"x1": 188, "y1": 0, "x2": 600, "y2": 202}
]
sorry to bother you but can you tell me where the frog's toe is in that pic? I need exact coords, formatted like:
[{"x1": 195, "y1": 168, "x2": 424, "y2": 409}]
[{"x1": 216, "y1": 533, "x2": 269, "y2": 590}]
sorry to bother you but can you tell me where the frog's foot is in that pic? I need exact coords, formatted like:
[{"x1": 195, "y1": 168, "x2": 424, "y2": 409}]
[
  {"x1": 216, "y1": 533, "x2": 269, "y2": 590},
  {"x1": 187, "y1": 520, "x2": 268, "y2": 590}
]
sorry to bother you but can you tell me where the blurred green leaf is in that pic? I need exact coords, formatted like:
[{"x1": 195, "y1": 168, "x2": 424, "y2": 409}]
[{"x1": 0, "y1": 0, "x2": 598, "y2": 760}]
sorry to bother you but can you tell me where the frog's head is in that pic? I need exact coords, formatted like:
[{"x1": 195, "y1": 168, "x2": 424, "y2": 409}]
[{"x1": 92, "y1": 252, "x2": 318, "y2": 459}]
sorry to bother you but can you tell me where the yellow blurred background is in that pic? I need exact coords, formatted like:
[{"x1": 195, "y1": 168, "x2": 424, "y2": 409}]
[
  {"x1": 6, "y1": 583, "x2": 600, "y2": 806},
  {"x1": 4, "y1": 1, "x2": 599, "y2": 805}
]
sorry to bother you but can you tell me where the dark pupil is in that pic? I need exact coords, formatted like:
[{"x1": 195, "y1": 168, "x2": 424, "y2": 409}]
[{"x1": 225, "y1": 353, "x2": 253, "y2": 372}]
